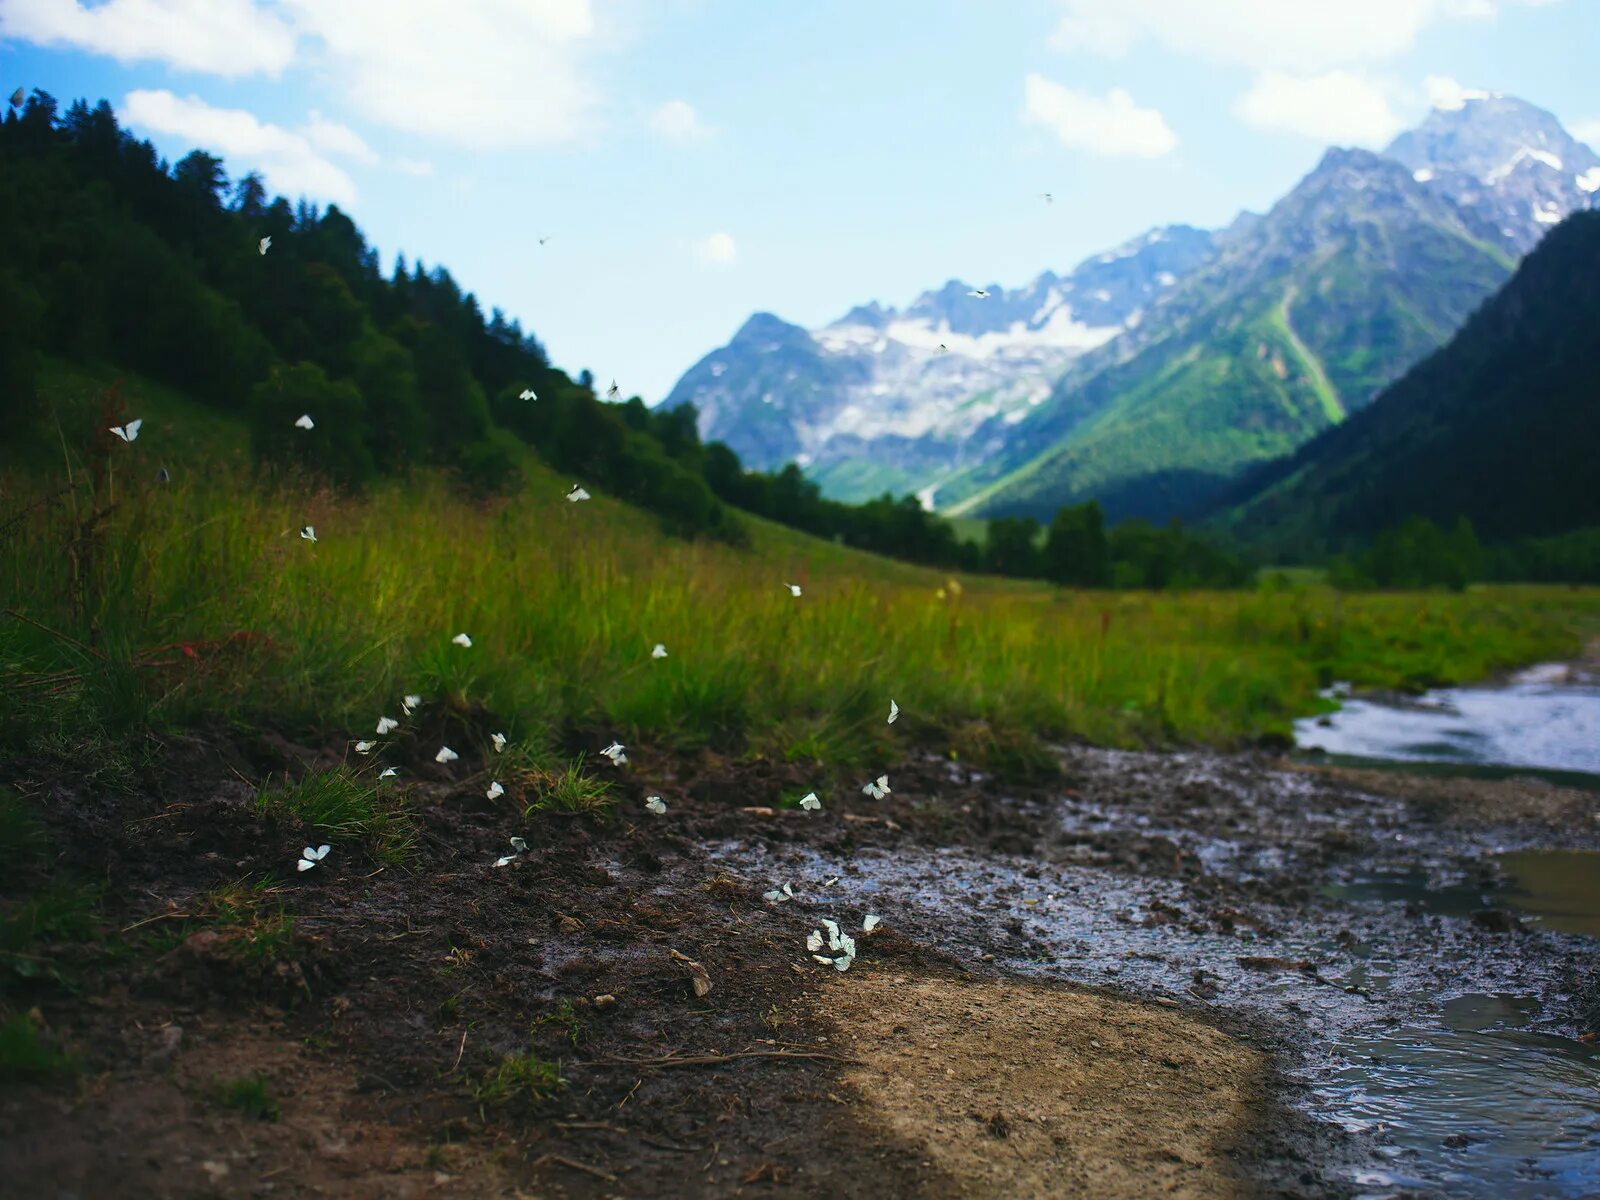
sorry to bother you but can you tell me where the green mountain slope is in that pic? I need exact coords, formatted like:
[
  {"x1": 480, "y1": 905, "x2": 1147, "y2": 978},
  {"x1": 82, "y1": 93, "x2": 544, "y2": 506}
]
[
  {"x1": 1216, "y1": 211, "x2": 1600, "y2": 555},
  {"x1": 950, "y1": 149, "x2": 1515, "y2": 523}
]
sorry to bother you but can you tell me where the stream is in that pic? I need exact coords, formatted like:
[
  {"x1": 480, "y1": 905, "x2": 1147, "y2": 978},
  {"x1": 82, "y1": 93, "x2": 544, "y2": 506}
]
[{"x1": 705, "y1": 664, "x2": 1600, "y2": 1198}]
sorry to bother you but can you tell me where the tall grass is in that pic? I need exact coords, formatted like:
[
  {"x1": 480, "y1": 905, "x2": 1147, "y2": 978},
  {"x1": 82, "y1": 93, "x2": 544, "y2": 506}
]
[{"x1": 3, "y1": 456, "x2": 1597, "y2": 765}]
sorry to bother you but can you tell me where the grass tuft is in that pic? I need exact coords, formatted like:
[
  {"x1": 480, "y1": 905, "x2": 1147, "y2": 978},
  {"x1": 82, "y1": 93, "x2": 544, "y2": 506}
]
[
  {"x1": 208, "y1": 1072, "x2": 281, "y2": 1121},
  {"x1": 0, "y1": 1012, "x2": 73, "y2": 1082},
  {"x1": 471, "y1": 1046, "x2": 565, "y2": 1110},
  {"x1": 255, "y1": 768, "x2": 415, "y2": 864},
  {"x1": 524, "y1": 758, "x2": 614, "y2": 816}
]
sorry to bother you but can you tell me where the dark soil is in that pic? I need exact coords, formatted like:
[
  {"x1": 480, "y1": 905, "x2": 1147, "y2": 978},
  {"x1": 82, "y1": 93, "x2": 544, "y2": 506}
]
[{"x1": 3, "y1": 724, "x2": 1594, "y2": 1198}]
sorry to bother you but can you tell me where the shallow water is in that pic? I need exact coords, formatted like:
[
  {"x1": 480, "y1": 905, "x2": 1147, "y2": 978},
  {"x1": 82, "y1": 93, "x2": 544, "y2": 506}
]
[
  {"x1": 1295, "y1": 665, "x2": 1600, "y2": 774},
  {"x1": 1323, "y1": 849, "x2": 1600, "y2": 938},
  {"x1": 1319, "y1": 1015, "x2": 1600, "y2": 1200}
]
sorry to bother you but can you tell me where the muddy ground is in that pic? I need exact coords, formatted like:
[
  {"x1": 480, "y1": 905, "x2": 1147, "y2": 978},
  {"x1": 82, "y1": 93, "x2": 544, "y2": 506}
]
[{"x1": 2, "y1": 720, "x2": 1596, "y2": 1199}]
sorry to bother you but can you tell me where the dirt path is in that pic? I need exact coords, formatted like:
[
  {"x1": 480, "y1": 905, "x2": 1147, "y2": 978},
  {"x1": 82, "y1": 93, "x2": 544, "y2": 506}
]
[{"x1": 824, "y1": 973, "x2": 1266, "y2": 1199}]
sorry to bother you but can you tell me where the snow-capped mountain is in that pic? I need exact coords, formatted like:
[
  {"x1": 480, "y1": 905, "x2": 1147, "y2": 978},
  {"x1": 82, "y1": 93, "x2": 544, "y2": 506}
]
[
  {"x1": 1385, "y1": 93, "x2": 1600, "y2": 255},
  {"x1": 663, "y1": 226, "x2": 1216, "y2": 502},
  {"x1": 664, "y1": 93, "x2": 1599, "y2": 514}
]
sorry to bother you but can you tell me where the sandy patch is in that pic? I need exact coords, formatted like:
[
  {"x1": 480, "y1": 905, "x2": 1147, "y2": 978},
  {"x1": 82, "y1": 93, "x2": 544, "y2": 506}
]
[{"x1": 820, "y1": 972, "x2": 1267, "y2": 1199}]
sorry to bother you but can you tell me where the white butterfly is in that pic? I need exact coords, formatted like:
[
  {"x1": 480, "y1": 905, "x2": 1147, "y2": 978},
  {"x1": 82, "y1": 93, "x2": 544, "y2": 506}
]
[
  {"x1": 600, "y1": 741, "x2": 627, "y2": 766},
  {"x1": 300, "y1": 525, "x2": 317, "y2": 543},
  {"x1": 606, "y1": 380, "x2": 620, "y2": 400},
  {"x1": 823, "y1": 876, "x2": 839, "y2": 887},
  {"x1": 259, "y1": 236, "x2": 272, "y2": 255},
  {"x1": 376, "y1": 716, "x2": 398, "y2": 735},
  {"x1": 863, "y1": 914, "x2": 881, "y2": 932},
  {"x1": 402, "y1": 694, "x2": 422, "y2": 714},
  {"x1": 294, "y1": 413, "x2": 314, "y2": 430},
  {"x1": 109, "y1": 419, "x2": 142, "y2": 442},
  {"x1": 784, "y1": 583, "x2": 802, "y2": 597},
  {"x1": 519, "y1": 388, "x2": 537, "y2": 401},
  {"x1": 799, "y1": 792, "x2": 821, "y2": 811},
  {"x1": 763, "y1": 883, "x2": 795, "y2": 904},
  {"x1": 379, "y1": 767, "x2": 398, "y2": 779},
  {"x1": 509, "y1": 836, "x2": 528, "y2": 852},
  {"x1": 354, "y1": 740, "x2": 375, "y2": 754},
  {"x1": 486, "y1": 781, "x2": 504, "y2": 801},
  {"x1": 491, "y1": 732, "x2": 507, "y2": 752},
  {"x1": 645, "y1": 795, "x2": 667, "y2": 814},
  {"x1": 862, "y1": 775, "x2": 890, "y2": 800},
  {"x1": 451, "y1": 632, "x2": 472, "y2": 648},
  {"x1": 566, "y1": 485, "x2": 591, "y2": 502},
  {"x1": 810, "y1": 919, "x2": 857, "y2": 969},
  {"x1": 435, "y1": 746, "x2": 458, "y2": 763},
  {"x1": 493, "y1": 854, "x2": 516, "y2": 868},
  {"x1": 297, "y1": 844, "x2": 330, "y2": 872},
  {"x1": 967, "y1": 288, "x2": 989, "y2": 298},
  {"x1": 888, "y1": 699, "x2": 899, "y2": 725},
  {"x1": 651, "y1": 644, "x2": 668, "y2": 659}
]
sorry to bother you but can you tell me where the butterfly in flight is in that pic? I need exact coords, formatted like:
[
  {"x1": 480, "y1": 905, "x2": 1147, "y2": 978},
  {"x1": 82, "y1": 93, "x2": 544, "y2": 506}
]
[
  {"x1": 645, "y1": 795, "x2": 667, "y2": 814},
  {"x1": 799, "y1": 792, "x2": 821, "y2": 811},
  {"x1": 567, "y1": 485, "x2": 591, "y2": 502},
  {"x1": 452, "y1": 632, "x2": 472, "y2": 648},
  {"x1": 435, "y1": 746, "x2": 459, "y2": 764},
  {"x1": 259, "y1": 236, "x2": 272, "y2": 255},
  {"x1": 110, "y1": 419, "x2": 142, "y2": 442},
  {"x1": 294, "y1": 413, "x2": 314, "y2": 430},
  {"x1": 862, "y1": 775, "x2": 890, "y2": 800}
]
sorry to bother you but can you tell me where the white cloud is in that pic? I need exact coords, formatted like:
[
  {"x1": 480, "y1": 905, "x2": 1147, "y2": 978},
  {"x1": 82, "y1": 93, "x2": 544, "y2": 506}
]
[
  {"x1": 649, "y1": 99, "x2": 710, "y2": 141},
  {"x1": 1021, "y1": 75, "x2": 1177, "y2": 158},
  {"x1": 1424, "y1": 74, "x2": 1493, "y2": 111},
  {"x1": 280, "y1": 0, "x2": 599, "y2": 149},
  {"x1": 2, "y1": 0, "x2": 603, "y2": 150},
  {"x1": 301, "y1": 110, "x2": 379, "y2": 165},
  {"x1": 121, "y1": 90, "x2": 358, "y2": 207},
  {"x1": 695, "y1": 232, "x2": 737, "y2": 266},
  {"x1": 1235, "y1": 71, "x2": 1404, "y2": 146},
  {"x1": 1047, "y1": 0, "x2": 1534, "y2": 73},
  {"x1": 0, "y1": 0, "x2": 295, "y2": 77}
]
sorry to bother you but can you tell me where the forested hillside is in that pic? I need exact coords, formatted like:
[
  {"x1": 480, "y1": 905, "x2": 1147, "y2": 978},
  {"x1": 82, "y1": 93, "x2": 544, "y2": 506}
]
[
  {"x1": 1217, "y1": 210, "x2": 1600, "y2": 560},
  {"x1": 0, "y1": 92, "x2": 1246, "y2": 588}
]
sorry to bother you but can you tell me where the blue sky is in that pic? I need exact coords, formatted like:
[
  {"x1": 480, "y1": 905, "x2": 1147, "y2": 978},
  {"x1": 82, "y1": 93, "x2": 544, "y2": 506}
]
[{"x1": 2, "y1": 0, "x2": 1595, "y2": 402}]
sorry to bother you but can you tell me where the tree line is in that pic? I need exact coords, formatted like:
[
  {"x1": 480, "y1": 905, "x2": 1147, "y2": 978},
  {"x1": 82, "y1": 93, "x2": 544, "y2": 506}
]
[{"x1": 0, "y1": 91, "x2": 1247, "y2": 590}]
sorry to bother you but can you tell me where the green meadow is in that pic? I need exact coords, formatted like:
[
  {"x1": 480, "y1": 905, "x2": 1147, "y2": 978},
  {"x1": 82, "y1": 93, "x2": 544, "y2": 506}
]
[{"x1": 5, "y1": 377, "x2": 1597, "y2": 780}]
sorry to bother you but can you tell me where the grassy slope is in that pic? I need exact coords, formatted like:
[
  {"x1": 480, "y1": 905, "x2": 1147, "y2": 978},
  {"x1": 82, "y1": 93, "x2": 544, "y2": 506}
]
[{"x1": 4, "y1": 363, "x2": 1599, "y2": 772}]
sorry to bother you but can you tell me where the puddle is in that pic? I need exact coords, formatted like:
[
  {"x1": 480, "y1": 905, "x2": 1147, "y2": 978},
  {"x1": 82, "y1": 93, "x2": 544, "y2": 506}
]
[
  {"x1": 1325, "y1": 849, "x2": 1600, "y2": 937},
  {"x1": 1319, "y1": 1015, "x2": 1600, "y2": 1199},
  {"x1": 1296, "y1": 666, "x2": 1600, "y2": 775},
  {"x1": 1499, "y1": 849, "x2": 1600, "y2": 937}
]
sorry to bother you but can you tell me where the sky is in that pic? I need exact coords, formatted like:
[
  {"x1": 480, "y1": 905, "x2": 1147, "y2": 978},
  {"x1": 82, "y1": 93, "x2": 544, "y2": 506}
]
[{"x1": 1, "y1": 0, "x2": 1596, "y2": 403}]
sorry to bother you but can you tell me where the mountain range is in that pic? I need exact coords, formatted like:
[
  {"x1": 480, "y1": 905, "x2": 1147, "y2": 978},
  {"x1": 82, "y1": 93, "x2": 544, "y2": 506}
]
[{"x1": 665, "y1": 94, "x2": 1600, "y2": 523}]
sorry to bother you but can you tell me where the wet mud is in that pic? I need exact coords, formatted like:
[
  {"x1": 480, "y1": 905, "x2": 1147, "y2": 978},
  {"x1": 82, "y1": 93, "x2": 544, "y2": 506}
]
[{"x1": 2, "y1": 727, "x2": 1597, "y2": 1198}]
